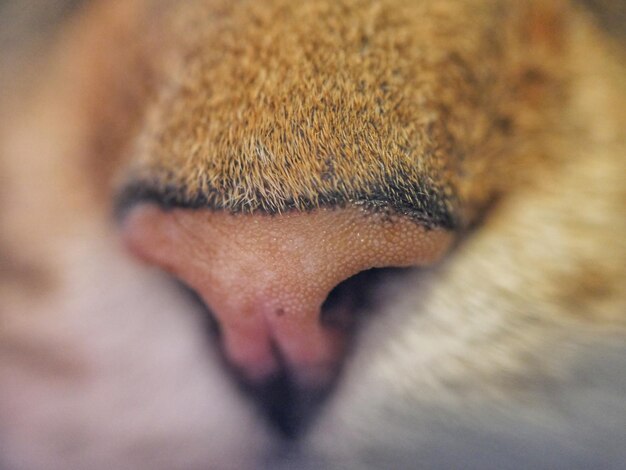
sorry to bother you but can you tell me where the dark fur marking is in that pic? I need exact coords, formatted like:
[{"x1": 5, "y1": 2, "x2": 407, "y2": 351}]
[{"x1": 114, "y1": 177, "x2": 459, "y2": 230}]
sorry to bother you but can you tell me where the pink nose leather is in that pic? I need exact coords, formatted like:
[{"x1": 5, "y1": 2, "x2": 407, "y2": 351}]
[{"x1": 122, "y1": 205, "x2": 453, "y2": 386}]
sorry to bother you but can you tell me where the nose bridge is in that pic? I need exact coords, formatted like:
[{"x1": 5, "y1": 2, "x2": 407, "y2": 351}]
[
  {"x1": 192, "y1": 211, "x2": 378, "y2": 313},
  {"x1": 195, "y1": 220, "x2": 339, "y2": 315}
]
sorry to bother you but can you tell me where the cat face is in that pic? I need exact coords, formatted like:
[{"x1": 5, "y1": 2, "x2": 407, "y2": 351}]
[{"x1": 1, "y1": 1, "x2": 625, "y2": 468}]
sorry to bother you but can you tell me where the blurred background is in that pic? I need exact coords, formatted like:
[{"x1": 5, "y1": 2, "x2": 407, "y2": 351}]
[
  {"x1": 1, "y1": 0, "x2": 624, "y2": 96},
  {"x1": 1, "y1": 0, "x2": 625, "y2": 59}
]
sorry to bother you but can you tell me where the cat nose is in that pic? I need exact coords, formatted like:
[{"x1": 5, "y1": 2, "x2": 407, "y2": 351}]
[{"x1": 121, "y1": 204, "x2": 452, "y2": 389}]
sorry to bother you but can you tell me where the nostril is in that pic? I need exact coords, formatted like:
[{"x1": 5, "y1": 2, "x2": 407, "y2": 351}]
[
  {"x1": 320, "y1": 267, "x2": 408, "y2": 331},
  {"x1": 176, "y1": 280, "x2": 222, "y2": 338}
]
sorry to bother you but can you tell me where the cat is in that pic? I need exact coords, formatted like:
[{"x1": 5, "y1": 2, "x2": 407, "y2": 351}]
[{"x1": 1, "y1": 1, "x2": 625, "y2": 468}]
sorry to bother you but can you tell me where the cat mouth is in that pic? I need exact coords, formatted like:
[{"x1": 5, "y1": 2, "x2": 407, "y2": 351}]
[{"x1": 178, "y1": 266, "x2": 412, "y2": 439}]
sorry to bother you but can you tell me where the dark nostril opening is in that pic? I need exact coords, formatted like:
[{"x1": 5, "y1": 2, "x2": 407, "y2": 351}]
[
  {"x1": 320, "y1": 267, "x2": 407, "y2": 331},
  {"x1": 177, "y1": 280, "x2": 222, "y2": 338}
]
